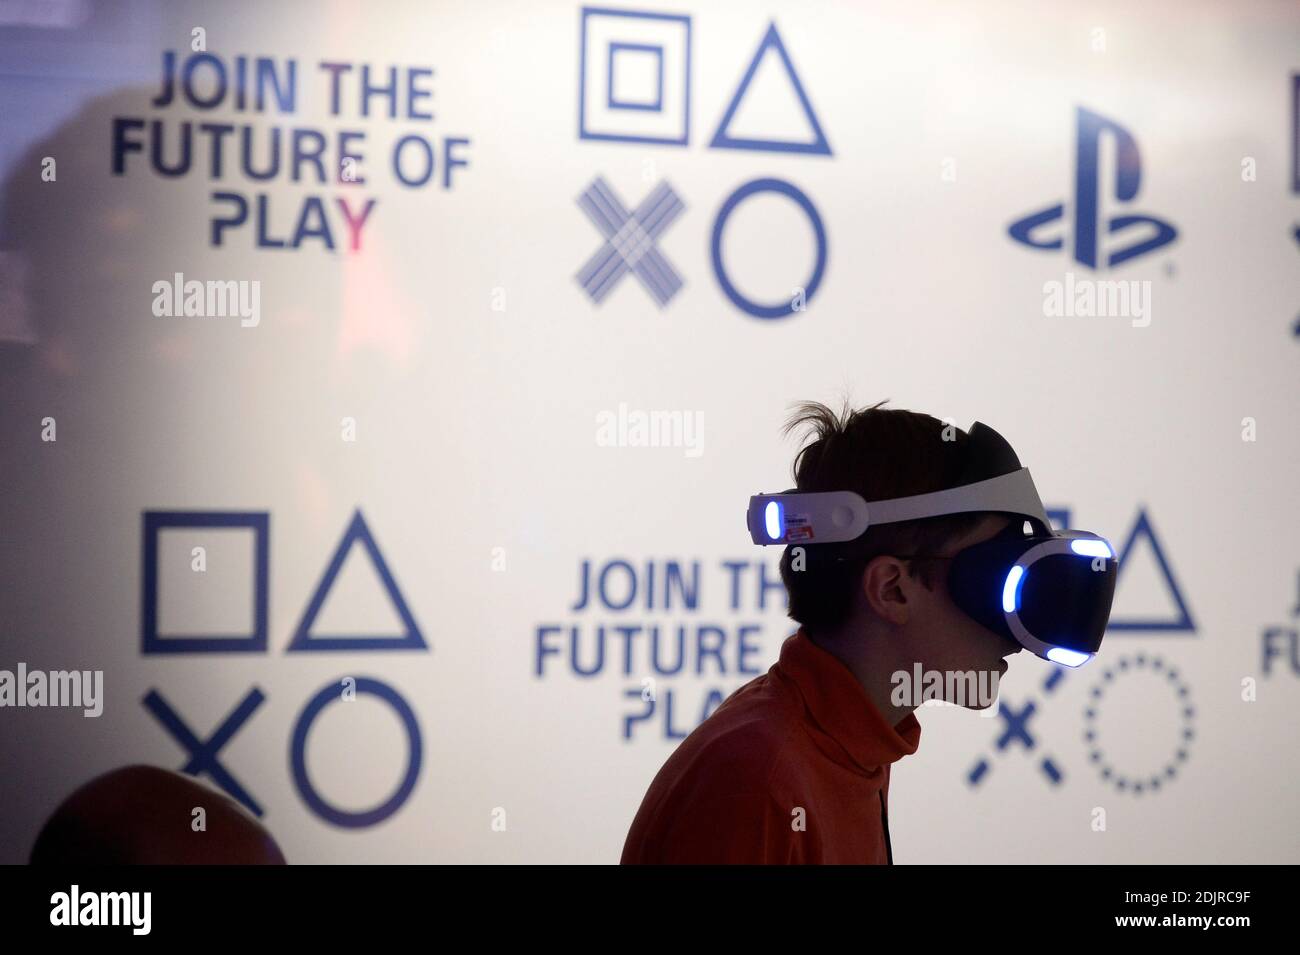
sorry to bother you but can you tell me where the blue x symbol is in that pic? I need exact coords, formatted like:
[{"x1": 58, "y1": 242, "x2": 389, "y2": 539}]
[
  {"x1": 994, "y1": 699, "x2": 1037, "y2": 749},
  {"x1": 143, "y1": 687, "x2": 266, "y2": 816},
  {"x1": 576, "y1": 177, "x2": 685, "y2": 307},
  {"x1": 967, "y1": 669, "x2": 1066, "y2": 787}
]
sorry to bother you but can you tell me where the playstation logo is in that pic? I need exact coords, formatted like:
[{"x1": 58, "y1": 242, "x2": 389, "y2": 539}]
[{"x1": 1009, "y1": 107, "x2": 1177, "y2": 269}]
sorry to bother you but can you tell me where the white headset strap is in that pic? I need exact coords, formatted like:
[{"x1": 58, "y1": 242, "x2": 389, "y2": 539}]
[
  {"x1": 867, "y1": 468, "x2": 1049, "y2": 528},
  {"x1": 749, "y1": 468, "x2": 1050, "y2": 544}
]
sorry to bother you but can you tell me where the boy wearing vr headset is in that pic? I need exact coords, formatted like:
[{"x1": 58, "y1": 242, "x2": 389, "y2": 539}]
[{"x1": 621, "y1": 400, "x2": 1115, "y2": 864}]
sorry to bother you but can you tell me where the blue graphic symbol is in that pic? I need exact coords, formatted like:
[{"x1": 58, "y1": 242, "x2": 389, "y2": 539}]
[
  {"x1": 1105, "y1": 508, "x2": 1195, "y2": 633},
  {"x1": 711, "y1": 177, "x2": 827, "y2": 319},
  {"x1": 141, "y1": 510, "x2": 269, "y2": 655},
  {"x1": 607, "y1": 43, "x2": 663, "y2": 111},
  {"x1": 287, "y1": 510, "x2": 427, "y2": 652},
  {"x1": 291, "y1": 677, "x2": 422, "y2": 828},
  {"x1": 144, "y1": 687, "x2": 267, "y2": 816},
  {"x1": 1291, "y1": 73, "x2": 1299, "y2": 194},
  {"x1": 1084, "y1": 654, "x2": 1195, "y2": 794},
  {"x1": 578, "y1": 7, "x2": 691, "y2": 146},
  {"x1": 709, "y1": 22, "x2": 831, "y2": 156},
  {"x1": 577, "y1": 177, "x2": 685, "y2": 307},
  {"x1": 1008, "y1": 106, "x2": 1177, "y2": 268},
  {"x1": 968, "y1": 667, "x2": 1068, "y2": 788},
  {"x1": 1293, "y1": 224, "x2": 1300, "y2": 338}
]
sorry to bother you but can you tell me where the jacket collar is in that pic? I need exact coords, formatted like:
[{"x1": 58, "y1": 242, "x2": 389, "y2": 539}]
[{"x1": 774, "y1": 629, "x2": 921, "y2": 776}]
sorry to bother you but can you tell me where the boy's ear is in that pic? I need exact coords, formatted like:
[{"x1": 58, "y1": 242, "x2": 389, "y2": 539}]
[{"x1": 860, "y1": 556, "x2": 911, "y2": 626}]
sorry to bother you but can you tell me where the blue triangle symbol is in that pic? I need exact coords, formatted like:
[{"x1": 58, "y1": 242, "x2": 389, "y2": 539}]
[
  {"x1": 709, "y1": 22, "x2": 832, "y2": 156},
  {"x1": 1107, "y1": 507, "x2": 1196, "y2": 633},
  {"x1": 288, "y1": 510, "x2": 428, "y2": 652}
]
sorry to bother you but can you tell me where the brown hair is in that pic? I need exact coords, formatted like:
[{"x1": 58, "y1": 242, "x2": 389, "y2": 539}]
[{"x1": 778, "y1": 399, "x2": 989, "y2": 634}]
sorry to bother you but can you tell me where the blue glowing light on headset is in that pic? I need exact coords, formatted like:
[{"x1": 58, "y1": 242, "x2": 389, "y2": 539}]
[
  {"x1": 764, "y1": 500, "x2": 783, "y2": 541},
  {"x1": 1046, "y1": 647, "x2": 1092, "y2": 667},
  {"x1": 1001, "y1": 565, "x2": 1026, "y2": 613},
  {"x1": 1070, "y1": 538, "x2": 1113, "y2": 559}
]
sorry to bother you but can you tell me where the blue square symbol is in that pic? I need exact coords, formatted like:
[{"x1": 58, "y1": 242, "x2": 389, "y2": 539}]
[
  {"x1": 142, "y1": 511, "x2": 269, "y2": 654},
  {"x1": 607, "y1": 43, "x2": 663, "y2": 111},
  {"x1": 579, "y1": 7, "x2": 691, "y2": 146}
]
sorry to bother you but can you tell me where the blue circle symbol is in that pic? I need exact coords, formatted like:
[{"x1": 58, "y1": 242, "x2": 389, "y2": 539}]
[
  {"x1": 1082, "y1": 654, "x2": 1194, "y2": 795},
  {"x1": 291, "y1": 677, "x2": 423, "y2": 828},
  {"x1": 711, "y1": 177, "x2": 827, "y2": 320}
]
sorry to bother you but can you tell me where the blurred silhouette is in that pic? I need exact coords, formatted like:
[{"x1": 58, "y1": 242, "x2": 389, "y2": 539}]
[{"x1": 30, "y1": 764, "x2": 286, "y2": 864}]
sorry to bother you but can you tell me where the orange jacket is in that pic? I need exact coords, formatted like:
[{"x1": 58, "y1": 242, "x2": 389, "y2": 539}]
[{"x1": 621, "y1": 629, "x2": 921, "y2": 864}]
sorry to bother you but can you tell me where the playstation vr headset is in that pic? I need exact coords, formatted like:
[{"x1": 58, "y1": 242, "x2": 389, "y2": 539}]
[{"x1": 746, "y1": 422, "x2": 1117, "y2": 667}]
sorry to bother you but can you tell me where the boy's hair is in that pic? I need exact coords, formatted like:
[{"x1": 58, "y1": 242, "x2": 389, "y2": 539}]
[{"x1": 778, "y1": 399, "x2": 990, "y2": 635}]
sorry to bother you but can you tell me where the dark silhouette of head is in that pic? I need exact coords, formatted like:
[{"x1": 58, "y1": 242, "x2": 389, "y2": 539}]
[{"x1": 30, "y1": 765, "x2": 286, "y2": 865}]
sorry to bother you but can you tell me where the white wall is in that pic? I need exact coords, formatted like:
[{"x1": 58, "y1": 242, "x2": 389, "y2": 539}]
[{"x1": 0, "y1": 0, "x2": 1297, "y2": 863}]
